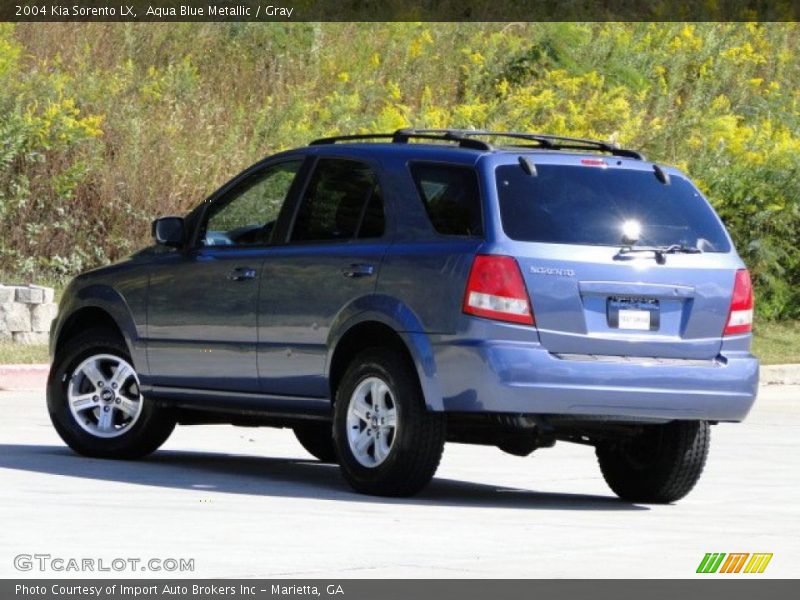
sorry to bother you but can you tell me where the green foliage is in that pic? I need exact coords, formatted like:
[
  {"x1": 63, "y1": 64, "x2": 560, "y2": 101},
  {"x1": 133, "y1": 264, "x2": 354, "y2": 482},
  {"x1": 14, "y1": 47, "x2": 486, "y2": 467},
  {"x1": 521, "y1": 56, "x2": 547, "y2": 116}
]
[{"x1": 0, "y1": 23, "x2": 799, "y2": 318}]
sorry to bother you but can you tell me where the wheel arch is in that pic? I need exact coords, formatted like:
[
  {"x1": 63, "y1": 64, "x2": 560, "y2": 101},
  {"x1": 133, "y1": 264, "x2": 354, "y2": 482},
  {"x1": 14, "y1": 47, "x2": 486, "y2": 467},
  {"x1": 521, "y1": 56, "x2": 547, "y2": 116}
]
[
  {"x1": 326, "y1": 298, "x2": 444, "y2": 411},
  {"x1": 56, "y1": 306, "x2": 124, "y2": 350},
  {"x1": 53, "y1": 285, "x2": 146, "y2": 376}
]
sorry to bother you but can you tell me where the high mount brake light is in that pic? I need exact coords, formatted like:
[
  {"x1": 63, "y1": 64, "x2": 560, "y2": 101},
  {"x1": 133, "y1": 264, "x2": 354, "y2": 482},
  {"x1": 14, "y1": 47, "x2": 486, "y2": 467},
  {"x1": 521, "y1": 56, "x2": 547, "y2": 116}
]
[
  {"x1": 580, "y1": 158, "x2": 607, "y2": 167},
  {"x1": 463, "y1": 255, "x2": 534, "y2": 325},
  {"x1": 724, "y1": 269, "x2": 754, "y2": 336}
]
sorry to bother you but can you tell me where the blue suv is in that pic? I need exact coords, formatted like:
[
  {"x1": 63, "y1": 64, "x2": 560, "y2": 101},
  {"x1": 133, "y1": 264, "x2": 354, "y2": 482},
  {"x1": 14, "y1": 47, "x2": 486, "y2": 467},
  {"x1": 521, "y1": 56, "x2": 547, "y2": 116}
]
[{"x1": 47, "y1": 129, "x2": 759, "y2": 502}]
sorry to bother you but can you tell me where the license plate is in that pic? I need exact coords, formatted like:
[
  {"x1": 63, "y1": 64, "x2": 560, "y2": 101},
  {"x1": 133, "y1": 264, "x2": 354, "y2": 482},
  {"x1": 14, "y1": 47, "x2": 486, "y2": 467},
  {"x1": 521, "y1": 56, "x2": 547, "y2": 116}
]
[
  {"x1": 607, "y1": 297, "x2": 660, "y2": 331},
  {"x1": 617, "y1": 309, "x2": 651, "y2": 330}
]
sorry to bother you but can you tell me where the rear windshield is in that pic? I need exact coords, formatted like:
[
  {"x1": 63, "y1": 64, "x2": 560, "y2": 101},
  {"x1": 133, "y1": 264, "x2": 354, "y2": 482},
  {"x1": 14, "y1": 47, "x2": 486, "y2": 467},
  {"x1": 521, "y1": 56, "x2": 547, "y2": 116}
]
[{"x1": 495, "y1": 164, "x2": 730, "y2": 252}]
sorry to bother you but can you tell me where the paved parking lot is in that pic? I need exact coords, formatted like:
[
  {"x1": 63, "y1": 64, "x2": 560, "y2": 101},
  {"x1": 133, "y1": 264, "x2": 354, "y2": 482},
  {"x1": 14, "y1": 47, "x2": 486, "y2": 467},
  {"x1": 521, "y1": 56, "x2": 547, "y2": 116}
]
[{"x1": 0, "y1": 382, "x2": 798, "y2": 578}]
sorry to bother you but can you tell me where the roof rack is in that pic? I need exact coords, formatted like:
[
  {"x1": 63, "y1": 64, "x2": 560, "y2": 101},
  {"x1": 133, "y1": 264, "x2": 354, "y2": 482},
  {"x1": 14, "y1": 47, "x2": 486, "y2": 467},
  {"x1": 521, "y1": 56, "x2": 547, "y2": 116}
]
[
  {"x1": 409, "y1": 129, "x2": 645, "y2": 160},
  {"x1": 309, "y1": 130, "x2": 491, "y2": 150},
  {"x1": 309, "y1": 128, "x2": 644, "y2": 160}
]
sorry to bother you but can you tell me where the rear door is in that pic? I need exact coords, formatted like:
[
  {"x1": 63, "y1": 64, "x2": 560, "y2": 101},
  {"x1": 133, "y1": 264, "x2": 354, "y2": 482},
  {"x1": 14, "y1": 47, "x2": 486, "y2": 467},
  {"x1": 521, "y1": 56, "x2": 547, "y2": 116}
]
[
  {"x1": 493, "y1": 158, "x2": 737, "y2": 359},
  {"x1": 257, "y1": 157, "x2": 390, "y2": 397}
]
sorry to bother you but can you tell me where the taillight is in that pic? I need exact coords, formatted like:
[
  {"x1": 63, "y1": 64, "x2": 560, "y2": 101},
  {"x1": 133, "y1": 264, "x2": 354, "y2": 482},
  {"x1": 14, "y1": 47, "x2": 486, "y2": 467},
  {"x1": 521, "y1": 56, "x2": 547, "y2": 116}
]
[
  {"x1": 463, "y1": 255, "x2": 534, "y2": 325},
  {"x1": 724, "y1": 269, "x2": 754, "y2": 335}
]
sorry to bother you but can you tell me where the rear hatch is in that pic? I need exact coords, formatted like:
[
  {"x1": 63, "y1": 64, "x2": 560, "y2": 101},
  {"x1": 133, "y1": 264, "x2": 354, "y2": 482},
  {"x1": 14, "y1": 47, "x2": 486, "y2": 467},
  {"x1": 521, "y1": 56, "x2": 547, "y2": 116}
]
[{"x1": 494, "y1": 158, "x2": 738, "y2": 360}]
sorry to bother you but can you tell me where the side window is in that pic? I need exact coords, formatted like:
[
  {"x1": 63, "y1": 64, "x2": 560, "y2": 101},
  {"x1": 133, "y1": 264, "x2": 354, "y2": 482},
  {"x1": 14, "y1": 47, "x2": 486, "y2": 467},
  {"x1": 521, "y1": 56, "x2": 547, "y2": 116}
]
[
  {"x1": 290, "y1": 158, "x2": 385, "y2": 242},
  {"x1": 410, "y1": 163, "x2": 483, "y2": 237},
  {"x1": 202, "y1": 160, "x2": 302, "y2": 247}
]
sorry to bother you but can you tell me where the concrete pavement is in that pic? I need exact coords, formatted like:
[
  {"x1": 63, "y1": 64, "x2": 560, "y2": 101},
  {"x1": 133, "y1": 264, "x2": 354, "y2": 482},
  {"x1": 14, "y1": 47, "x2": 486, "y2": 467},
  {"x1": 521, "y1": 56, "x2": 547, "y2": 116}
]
[{"x1": 0, "y1": 382, "x2": 798, "y2": 578}]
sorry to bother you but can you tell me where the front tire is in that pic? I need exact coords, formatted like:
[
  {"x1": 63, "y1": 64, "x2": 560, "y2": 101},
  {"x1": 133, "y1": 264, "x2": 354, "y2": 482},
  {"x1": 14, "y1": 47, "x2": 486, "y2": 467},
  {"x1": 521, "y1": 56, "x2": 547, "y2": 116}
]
[
  {"x1": 47, "y1": 328, "x2": 176, "y2": 459},
  {"x1": 333, "y1": 347, "x2": 445, "y2": 497},
  {"x1": 596, "y1": 420, "x2": 710, "y2": 503}
]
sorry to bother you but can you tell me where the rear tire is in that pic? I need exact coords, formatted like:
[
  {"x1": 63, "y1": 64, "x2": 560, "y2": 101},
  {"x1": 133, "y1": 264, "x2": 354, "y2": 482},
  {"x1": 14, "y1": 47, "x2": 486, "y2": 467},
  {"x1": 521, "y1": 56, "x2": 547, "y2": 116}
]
[
  {"x1": 596, "y1": 420, "x2": 710, "y2": 503},
  {"x1": 293, "y1": 422, "x2": 337, "y2": 463},
  {"x1": 47, "y1": 328, "x2": 176, "y2": 459},
  {"x1": 333, "y1": 347, "x2": 445, "y2": 497}
]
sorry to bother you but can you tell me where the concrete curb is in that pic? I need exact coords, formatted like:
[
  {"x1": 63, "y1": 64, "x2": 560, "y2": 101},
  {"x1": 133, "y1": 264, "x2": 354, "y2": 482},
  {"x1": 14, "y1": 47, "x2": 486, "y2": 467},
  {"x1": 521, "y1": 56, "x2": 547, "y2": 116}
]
[
  {"x1": 1, "y1": 363, "x2": 798, "y2": 391},
  {"x1": 761, "y1": 364, "x2": 800, "y2": 386},
  {"x1": 0, "y1": 363, "x2": 50, "y2": 391}
]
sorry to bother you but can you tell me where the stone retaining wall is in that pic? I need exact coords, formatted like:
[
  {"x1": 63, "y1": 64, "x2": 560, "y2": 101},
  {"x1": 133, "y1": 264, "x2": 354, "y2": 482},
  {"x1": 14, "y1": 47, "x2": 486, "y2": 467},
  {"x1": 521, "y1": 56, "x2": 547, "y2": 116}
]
[{"x1": 0, "y1": 285, "x2": 58, "y2": 345}]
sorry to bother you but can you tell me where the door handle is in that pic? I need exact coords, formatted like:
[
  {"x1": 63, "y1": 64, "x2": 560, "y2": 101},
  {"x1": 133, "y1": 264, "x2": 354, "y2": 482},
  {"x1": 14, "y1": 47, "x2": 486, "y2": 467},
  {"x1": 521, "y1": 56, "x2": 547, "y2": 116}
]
[
  {"x1": 341, "y1": 264, "x2": 375, "y2": 278},
  {"x1": 227, "y1": 267, "x2": 257, "y2": 281}
]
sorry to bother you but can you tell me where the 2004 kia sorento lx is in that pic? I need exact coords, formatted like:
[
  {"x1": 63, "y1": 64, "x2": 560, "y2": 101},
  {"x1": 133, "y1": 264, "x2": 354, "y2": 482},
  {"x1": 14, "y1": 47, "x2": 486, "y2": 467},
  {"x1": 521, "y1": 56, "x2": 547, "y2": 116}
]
[{"x1": 47, "y1": 129, "x2": 759, "y2": 502}]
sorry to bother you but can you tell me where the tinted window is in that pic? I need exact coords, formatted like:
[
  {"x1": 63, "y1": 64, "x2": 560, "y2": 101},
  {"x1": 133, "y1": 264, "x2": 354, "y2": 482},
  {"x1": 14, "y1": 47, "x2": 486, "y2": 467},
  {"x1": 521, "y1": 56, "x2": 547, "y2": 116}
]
[
  {"x1": 203, "y1": 160, "x2": 301, "y2": 247},
  {"x1": 358, "y1": 191, "x2": 385, "y2": 239},
  {"x1": 410, "y1": 163, "x2": 482, "y2": 237},
  {"x1": 496, "y1": 164, "x2": 730, "y2": 252},
  {"x1": 291, "y1": 159, "x2": 384, "y2": 242}
]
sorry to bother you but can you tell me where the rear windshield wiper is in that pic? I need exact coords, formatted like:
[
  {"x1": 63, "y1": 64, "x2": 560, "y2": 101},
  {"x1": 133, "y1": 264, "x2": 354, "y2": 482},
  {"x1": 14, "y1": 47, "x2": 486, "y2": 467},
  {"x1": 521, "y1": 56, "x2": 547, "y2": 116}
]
[
  {"x1": 662, "y1": 244, "x2": 702, "y2": 255},
  {"x1": 615, "y1": 244, "x2": 701, "y2": 265}
]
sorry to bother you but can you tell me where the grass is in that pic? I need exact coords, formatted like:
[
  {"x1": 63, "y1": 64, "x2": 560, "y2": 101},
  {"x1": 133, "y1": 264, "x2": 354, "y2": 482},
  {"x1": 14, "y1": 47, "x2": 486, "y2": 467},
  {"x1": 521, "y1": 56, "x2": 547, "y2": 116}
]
[
  {"x1": 1, "y1": 320, "x2": 798, "y2": 366},
  {"x1": 752, "y1": 320, "x2": 800, "y2": 365},
  {"x1": 0, "y1": 341, "x2": 50, "y2": 365}
]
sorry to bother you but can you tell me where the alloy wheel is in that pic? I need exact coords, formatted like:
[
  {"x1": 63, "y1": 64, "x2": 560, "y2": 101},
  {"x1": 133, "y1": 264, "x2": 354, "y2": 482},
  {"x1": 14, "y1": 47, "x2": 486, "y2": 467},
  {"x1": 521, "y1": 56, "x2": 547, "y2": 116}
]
[
  {"x1": 345, "y1": 376, "x2": 398, "y2": 467},
  {"x1": 66, "y1": 354, "x2": 143, "y2": 439}
]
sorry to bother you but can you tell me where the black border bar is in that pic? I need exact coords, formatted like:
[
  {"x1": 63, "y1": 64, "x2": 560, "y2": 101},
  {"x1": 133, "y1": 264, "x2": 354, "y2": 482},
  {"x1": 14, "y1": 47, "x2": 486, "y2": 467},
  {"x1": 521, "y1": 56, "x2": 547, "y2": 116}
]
[
  {"x1": 2, "y1": 0, "x2": 800, "y2": 22},
  {"x1": 4, "y1": 579, "x2": 799, "y2": 600}
]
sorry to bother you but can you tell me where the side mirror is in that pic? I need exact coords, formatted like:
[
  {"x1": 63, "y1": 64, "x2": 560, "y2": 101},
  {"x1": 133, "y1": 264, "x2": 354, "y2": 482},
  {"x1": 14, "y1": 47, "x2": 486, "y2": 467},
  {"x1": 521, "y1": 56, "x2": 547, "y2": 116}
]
[{"x1": 152, "y1": 216, "x2": 185, "y2": 247}]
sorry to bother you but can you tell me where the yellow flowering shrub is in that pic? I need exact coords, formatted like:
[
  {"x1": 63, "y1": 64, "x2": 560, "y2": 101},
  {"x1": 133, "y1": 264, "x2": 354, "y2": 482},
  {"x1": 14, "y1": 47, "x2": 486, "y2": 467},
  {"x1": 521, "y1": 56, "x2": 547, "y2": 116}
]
[{"x1": 0, "y1": 22, "x2": 798, "y2": 316}]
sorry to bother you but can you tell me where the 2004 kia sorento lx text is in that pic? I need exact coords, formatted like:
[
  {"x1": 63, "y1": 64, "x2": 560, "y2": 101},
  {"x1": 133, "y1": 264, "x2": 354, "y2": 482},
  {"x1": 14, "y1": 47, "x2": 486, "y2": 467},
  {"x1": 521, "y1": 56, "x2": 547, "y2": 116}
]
[{"x1": 47, "y1": 129, "x2": 759, "y2": 503}]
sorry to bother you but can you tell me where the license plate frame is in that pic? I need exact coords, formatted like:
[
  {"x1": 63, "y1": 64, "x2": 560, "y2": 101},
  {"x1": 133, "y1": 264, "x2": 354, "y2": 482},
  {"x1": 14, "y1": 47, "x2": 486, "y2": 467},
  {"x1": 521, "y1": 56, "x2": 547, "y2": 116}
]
[{"x1": 607, "y1": 296, "x2": 660, "y2": 331}]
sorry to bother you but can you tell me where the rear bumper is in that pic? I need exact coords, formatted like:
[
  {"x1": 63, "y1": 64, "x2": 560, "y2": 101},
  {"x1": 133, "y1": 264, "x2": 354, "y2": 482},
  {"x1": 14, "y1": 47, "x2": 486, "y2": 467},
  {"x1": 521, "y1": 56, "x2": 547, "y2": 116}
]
[{"x1": 430, "y1": 339, "x2": 758, "y2": 422}]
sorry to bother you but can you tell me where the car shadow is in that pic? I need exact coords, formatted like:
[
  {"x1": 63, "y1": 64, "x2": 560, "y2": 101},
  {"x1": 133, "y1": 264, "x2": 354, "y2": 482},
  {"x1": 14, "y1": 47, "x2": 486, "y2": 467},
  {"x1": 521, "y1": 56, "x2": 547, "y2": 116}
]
[{"x1": 0, "y1": 444, "x2": 648, "y2": 511}]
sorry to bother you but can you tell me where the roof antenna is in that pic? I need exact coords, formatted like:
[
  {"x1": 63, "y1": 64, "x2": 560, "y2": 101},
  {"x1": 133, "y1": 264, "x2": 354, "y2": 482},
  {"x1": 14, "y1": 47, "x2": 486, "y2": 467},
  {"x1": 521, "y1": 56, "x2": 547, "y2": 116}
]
[
  {"x1": 519, "y1": 156, "x2": 538, "y2": 177},
  {"x1": 653, "y1": 164, "x2": 670, "y2": 185}
]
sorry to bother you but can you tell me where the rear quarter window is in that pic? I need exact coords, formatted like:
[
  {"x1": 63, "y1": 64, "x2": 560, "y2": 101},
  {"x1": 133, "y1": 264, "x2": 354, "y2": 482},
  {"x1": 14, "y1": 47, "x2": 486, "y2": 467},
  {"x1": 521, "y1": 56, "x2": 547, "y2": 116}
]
[
  {"x1": 410, "y1": 163, "x2": 483, "y2": 237},
  {"x1": 495, "y1": 163, "x2": 731, "y2": 252}
]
